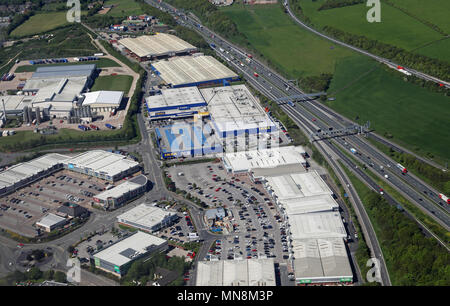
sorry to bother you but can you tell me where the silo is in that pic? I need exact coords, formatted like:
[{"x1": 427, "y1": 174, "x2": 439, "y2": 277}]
[
  {"x1": 27, "y1": 106, "x2": 34, "y2": 122},
  {"x1": 23, "y1": 106, "x2": 29, "y2": 123},
  {"x1": 35, "y1": 107, "x2": 41, "y2": 124}
]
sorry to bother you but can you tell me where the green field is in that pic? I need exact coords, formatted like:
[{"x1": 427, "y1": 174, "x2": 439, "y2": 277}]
[
  {"x1": 326, "y1": 56, "x2": 450, "y2": 163},
  {"x1": 298, "y1": 0, "x2": 445, "y2": 52},
  {"x1": 15, "y1": 58, "x2": 120, "y2": 73},
  {"x1": 104, "y1": 0, "x2": 144, "y2": 17},
  {"x1": 90, "y1": 75, "x2": 133, "y2": 93},
  {"x1": 385, "y1": 0, "x2": 450, "y2": 34},
  {"x1": 220, "y1": 4, "x2": 357, "y2": 78},
  {"x1": 413, "y1": 38, "x2": 450, "y2": 63},
  {"x1": 10, "y1": 12, "x2": 87, "y2": 37},
  {"x1": 0, "y1": 128, "x2": 124, "y2": 151}
]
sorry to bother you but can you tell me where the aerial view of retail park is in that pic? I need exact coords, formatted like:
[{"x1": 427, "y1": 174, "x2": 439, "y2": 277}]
[{"x1": 0, "y1": 0, "x2": 448, "y2": 291}]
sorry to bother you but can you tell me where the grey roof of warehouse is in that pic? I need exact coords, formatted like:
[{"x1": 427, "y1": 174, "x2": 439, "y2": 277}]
[
  {"x1": 30, "y1": 64, "x2": 96, "y2": 79},
  {"x1": 151, "y1": 55, "x2": 238, "y2": 87},
  {"x1": 116, "y1": 203, "x2": 176, "y2": 229},
  {"x1": 292, "y1": 238, "x2": 353, "y2": 281},
  {"x1": 223, "y1": 146, "x2": 306, "y2": 173},
  {"x1": 64, "y1": 150, "x2": 139, "y2": 178},
  {"x1": 95, "y1": 175, "x2": 148, "y2": 201},
  {"x1": 35, "y1": 213, "x2": 67, "y2": 229},
  {"x1": 265, "y1": 170, "x2": 332, "y2": 201},
  {"x1": 0, "y1": 153, "x2": 71, "y2": 188},
  {"x1": 281, "y1": 194, "x2": 339, "y2": 215},
  {"x1": 146, "y1": 87, "x2": 206, "y2": 111},
  {"x1": 82, "y1": 90, "x2": 124, "y2": 107},
  {"x1": 200, "y1": 85, "x2": 274, "y2": 130},
  {"x1": 288, "y1": 211, "x2": 347, "y2": 240},
  {"x1": 196, "y1": 259, "x2": 276, "y2": 286},
  {"x1": 24, "y1": 77, "x2": 89, "y2": 104},
  {"x1": 0, "y1": 95, "x2": 27, "y2": 113},
  {"x1": 93, "y1": 231, "x2": 167, "y2": 267},
  {"x1": 119, "y1": 33, "x2": 197, "y2": 58}
]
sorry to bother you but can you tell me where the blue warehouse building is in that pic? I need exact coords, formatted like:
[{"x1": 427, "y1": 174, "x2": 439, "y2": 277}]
[{"x1": 155, "y1": 122, "x2": 222, "y2": 159}]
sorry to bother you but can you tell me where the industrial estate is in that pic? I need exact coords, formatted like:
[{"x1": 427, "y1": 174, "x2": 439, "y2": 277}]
[{"x1": 0, "y1": 0, "x2": 448, "y2": 292}]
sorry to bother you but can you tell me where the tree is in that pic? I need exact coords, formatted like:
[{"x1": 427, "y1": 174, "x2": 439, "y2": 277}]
[
  {"x1": 54, "y1": 271, "x2": 67, "y2": 283},
  {"x1": 28, "y1": 267, "x2": 43, "y2": 280},
  {"x1": 43, "y1": 269, "x2": 55, "y2": 281}
]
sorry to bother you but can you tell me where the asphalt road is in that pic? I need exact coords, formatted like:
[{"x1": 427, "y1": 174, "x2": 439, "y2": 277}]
[{"x1": 147, "y1": 0, "x2": 390, "y2": 285}]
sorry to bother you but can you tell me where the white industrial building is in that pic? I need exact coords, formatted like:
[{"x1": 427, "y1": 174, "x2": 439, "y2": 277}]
[
  {"x1": 196, "y1": 259, "x2": 276, "y2": 286},
  {"x1": 0, "y1": 153, "x2": 70, "y2": 195},
  {"x1": 145, "y1": 86, "x2": 207, "y2": 120},
  {"x1": 281, "y1": 194, "x2": 339, "y2": 215},
  {"x1": 93, "y1": 175, "x2": 148, "y2": 209},
  {"x1": 18, "y1": 64, "x2": 96, "y2": 119},
  {"x1": 116, "y1": 203, "x2": 178, "y2": 232},
  {"x1": 200, "y1": 85, "x2": 276, "y2": 138},
  {"x1": 63, "y1": 150, "x2": 140, "y2": 182},
  {"x1": 119, "y1": 33, "x2": 197, "y2": 60},
  {"x1": 288, "y1": 211, "x2": 347, "y2": 240},
  {"x1": 81, "y1": 90, "x2": 124, "y2": 112},
  {"x1": 93, "y1": 231, "x2": 168, "y2": 277},
  {"x1": 265, "y1": 170, "x2": 332, "y2": 201},
  {"x1": 292, "y1": 238, "x2": 353, "y2": 285},
  {"x1": 35, "y1": 213, "x2": 67, "y2": 232},
  {"x1": 223, "y1": 146, "x2": 306, "y2": 174},
  {"x1": 151, "y1": 55, "x2": 239, "y2": 88},
  {"x1": 0, "y1": 95, "x2": 27, "y2": 116}
]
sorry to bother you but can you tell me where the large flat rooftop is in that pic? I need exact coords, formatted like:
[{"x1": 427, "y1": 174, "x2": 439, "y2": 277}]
[
  {"x1": 196, "y1": 259, "x2": 276, "y2": 286},
  {"x1": 293, "y1": 238, "x2": 353, "y2": 283},
  {"x1": 282, "y1": 194, "x2": 339, "y2": 215},
  {"x1": 200, "y1": 85, "x2": 276, "y2": 135},
  {"x1": 30, "y1": 64, "x2": 96, "y2": 79},
  {"x1": 151, "y1": 55, "x2": 238, "y2": 87},
  {"x1": 146, "y1": 87, "x2": 206, "y2": 112},
  {"x1": 288, "y1": 211, "x2": 347, "y2": 240},
  {"x1": 223, "y1": 146, "x2": 306, "y2": 173},
  {"x1": 117, "y1": 203, "x2": 176, "y2": 230},
  {"x1": 0, "y1": 153, "x2": 70, "y2": 189},
  {"x1": 119, "y1": 33, "x2": 197, "y2": 58},
  {"x1": 64, "y1": 150, "x2": 139, "y2": 179},
  {"x1": 265, "y1": 170, "x2": 332, "y2": 201},
  {"x1": 94, "y1": 175, "x2": 147, "y2": 201},
  {"x1": 93, "y1": 231, "x2": 167, "y2": 267}
]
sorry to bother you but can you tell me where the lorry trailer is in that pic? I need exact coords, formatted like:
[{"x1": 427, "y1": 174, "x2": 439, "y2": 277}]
[
  {"x1": 396, "y1": 163, "x2": 408, "y2": 174},
  {"x1": 439, "y1": 194, "x2": 450, "y2": 204}
]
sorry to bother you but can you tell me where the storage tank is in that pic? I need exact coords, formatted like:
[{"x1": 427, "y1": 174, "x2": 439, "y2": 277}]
[
  {"x1": 23, "y1": 106, "x2": 29, "y2": 123},
  {"x1": 27, "y1": 107, "x2": 34, "y2": 123},
  {"x1": 35, "y1": 107, "x2": 41, "y2": 124}
]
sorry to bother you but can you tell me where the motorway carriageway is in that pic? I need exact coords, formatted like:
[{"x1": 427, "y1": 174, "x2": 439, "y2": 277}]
[
  {"x1": 172, "y1": 11, "x2": 450, "y2": 229},
  {"x1": 148, "y1": 0, "x2": 450, "y2": 241}
]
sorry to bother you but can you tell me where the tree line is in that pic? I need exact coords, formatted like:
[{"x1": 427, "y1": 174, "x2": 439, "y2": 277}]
[
  {"x1": 322, "y1": 25, "x2": 450, "y2": 81},
  {"x1": 165, "y1": 0, "x2": 245, "y2": 42},
  {"x1": 317, "y1": 0, "x2": 364, "y2": 11},
  {"x1": 361, "y1": 187, "x2": 450, "y2": 285}
]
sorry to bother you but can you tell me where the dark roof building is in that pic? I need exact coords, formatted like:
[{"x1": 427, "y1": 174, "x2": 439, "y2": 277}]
[{"x1": 56, "y1": 202, "x2": 88, "y2": 218}]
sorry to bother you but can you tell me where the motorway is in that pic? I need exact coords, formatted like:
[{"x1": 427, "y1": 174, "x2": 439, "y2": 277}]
[
  {"x1": 146, "y1": 0, "x2": 392, "y2": 286},
  {"x1": 148, "y1": 0, "x2": 450, "y2": 228},
  {"x1": 173, "y1": 7, "x2": 450, "y2": 230},
  {"x1": 149, "y1": 0, "x2": 450, "y2": 283},
  {"x1": 283, "y1": 1, "x2": 450, "y2": 88}
]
